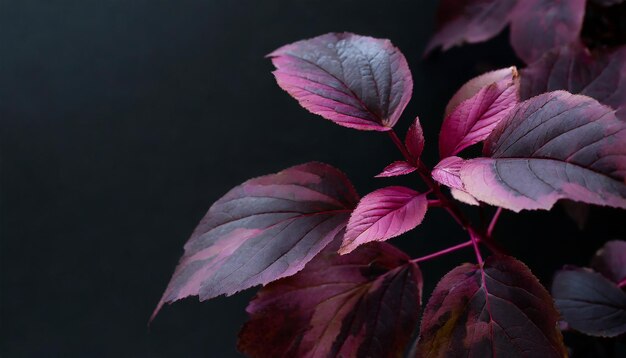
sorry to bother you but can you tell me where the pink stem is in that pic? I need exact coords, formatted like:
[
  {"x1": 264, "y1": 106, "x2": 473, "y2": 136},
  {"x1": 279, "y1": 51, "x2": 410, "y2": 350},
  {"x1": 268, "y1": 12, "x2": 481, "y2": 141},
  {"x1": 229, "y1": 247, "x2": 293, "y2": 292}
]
[
  {"x1": 619, "y1": 278, "x2": 626, "y2": 289},
  {"x1": 487, "y1": 207, "x2": 503, "y2": 238},
  {"x1": 428, "y1": 199, "x2": 444, "y2": 207},
  {"x1": 469, "y1": 229, "x2": 484, "y2": 265},
  {"x1": 385, "y1": 129, "x2": 500, "y2": 264},
  {"x1": 411, "y1": 240, "x2": 474, "y2": 264}
]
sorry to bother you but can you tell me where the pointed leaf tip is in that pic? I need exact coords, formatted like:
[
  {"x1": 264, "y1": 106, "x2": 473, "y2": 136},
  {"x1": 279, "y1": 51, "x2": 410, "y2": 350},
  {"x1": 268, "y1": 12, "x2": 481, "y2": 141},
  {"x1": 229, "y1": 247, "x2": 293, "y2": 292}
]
[{"x1": 153, "y1": 162, "x2": 358, "y2": 319}]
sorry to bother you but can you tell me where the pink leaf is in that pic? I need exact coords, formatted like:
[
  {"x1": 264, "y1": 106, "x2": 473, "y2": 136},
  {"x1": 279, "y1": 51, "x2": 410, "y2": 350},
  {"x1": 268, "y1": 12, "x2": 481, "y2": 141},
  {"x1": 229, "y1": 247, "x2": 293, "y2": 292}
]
[
  {"x1": 340, "y1": 186, "x2": 428, "y2": 255},
  {"x1": 425, "y1": 0, "x2": 518, "y2": 55},
  {"x1": 152, "y1": 162, "x2": 359, "y2": 321},
  {"x1": 417, "y1": 256, "x2": 566, "y2": 357},
  {"x1": 432, "y1": 157, "x2": 480, "y2": 206},
  {"x1": 405, "y1": 116, "x2": 425, "y2": 160},
  {"x1": 459, "y1": 91, "x2": 626, "y2": 212},
  {"x1": 375, "y1": 161, "x2": 417, "y2": 178},
  {"x1": 510, "y1": 0, "x2": 586, "y2": 63},
  {"x1": 269, "y1": 33, "x2": 413, "y2": 131},
  {"x1": 521, "y1": 42, "x2": 626, "y2": 120},
  {"x1": 591, "y1": 240, "x2": 626, "y2": 284},
  {"x1": 432, "y1": 156, "x2": 464, "y2": 190},
  {"x1": 238, "y1": 242, "x2": 423, "y2": 358},
  {"x1": 439, "y1": 67, "x2": 520, "y2": 158}
]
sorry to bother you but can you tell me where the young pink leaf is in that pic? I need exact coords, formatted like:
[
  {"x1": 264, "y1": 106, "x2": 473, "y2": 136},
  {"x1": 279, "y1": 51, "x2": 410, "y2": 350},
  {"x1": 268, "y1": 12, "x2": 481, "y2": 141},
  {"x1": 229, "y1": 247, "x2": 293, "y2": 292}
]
[
  {"x1": 459, "y1": 91, "x2": 626, "y2": 212},
  {"x1": 552, "y1": 268, "x2": 626, "y2": 337},
  {"x1": 521, "y1": 43, "x2": 626, "y2": 120},
  {"x1": 432, "y1": 156, "x2": 464, "y2": 190},
  {"x1": 425, "y1": 0, "x2": 518, "y2": 55},
  {"x1": 375, "y1": 161, "x2": 417, "y2": 178},
  {"x1": 238, "y1": 242, "x2": 423, "y2": 358},
  {"x1": 269, "y1": 33, "x2": 413, "y2": 131},
  {"x1": 405, "y1": 116, "x2": 425, "y2": 160},
  {"x1": 509, "y1": 0, "x2": 586, "y2": 63},
  {"x1": 340, "y1": 186, "x2": 428, "y2": 255},
  {"x1": 590, "y1": 240, "x2": 626, "y2": 283},
  {"x1": 432, "y1": 157, "x2": 480, "y2": 205},
  {"x1": 439, "y1": 67, "x2": 520, "y2": 158},
  {"x1": 152, "y1": 162, "x2": 359, "y2": 320},
  {"x1": 417, "y1": 256, "x2": 566, "y2": 357}
]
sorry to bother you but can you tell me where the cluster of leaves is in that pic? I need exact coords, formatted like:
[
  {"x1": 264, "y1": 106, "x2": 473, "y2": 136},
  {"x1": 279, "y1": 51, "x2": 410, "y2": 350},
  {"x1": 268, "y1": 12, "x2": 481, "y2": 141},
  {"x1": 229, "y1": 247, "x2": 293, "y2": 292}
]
[
  {"x1": 426, "y1": 0, "x2": 625, "y2": 63},
  {"x1": 152, "y1": 30, "x2": 626, "y2": 357}
]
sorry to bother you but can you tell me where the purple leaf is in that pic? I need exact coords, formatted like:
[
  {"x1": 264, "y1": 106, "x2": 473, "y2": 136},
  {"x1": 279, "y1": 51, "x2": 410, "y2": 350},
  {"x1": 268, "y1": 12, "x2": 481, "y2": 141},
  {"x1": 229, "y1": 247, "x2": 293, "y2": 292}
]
[
  {"x1": 417, "y1": 256, "x2": 566, "y2": 357},
  {"x1": 340, "y1": 186, "x2": 428, "y2": 255},
  {"x1": 552, "y1": 268, "x2": 626, "y2": 337},
  {"x1": 425, "y1": 0, "x2": 518, "y2": 55},
  {"x1": 238, "y1": 242, "x2": 423, "y2": 358},
  {"x1": 509, "y1": 0, "x2": 586, "y2": 63},
  {"x1": 432, "y1": 157, "x2": 480, "y2": 205},
  {"x1": 439, "y1": 67, "x2": 520, "y2": 158},
  {"x1": 152, "y1": 162, "x2": 359, "y2": 320},
  {"x1": 458, "y1": 91, "x2": 626, "y2": 212},
  {"x1": 405, "y1": 116, "x2": 425, "y2": 160},
  {"x1": 590, "y1": 240, "x2": 626, "y2": 283},
  {"x1": 269, "y1": 33, "x2": 413, "y2": 131},
  {"x1": 521, "y1": 42, "x2": 626, "y2": 120},
  {"x1": 375, "y1": 161, "x2": 417, "y2": 178}
]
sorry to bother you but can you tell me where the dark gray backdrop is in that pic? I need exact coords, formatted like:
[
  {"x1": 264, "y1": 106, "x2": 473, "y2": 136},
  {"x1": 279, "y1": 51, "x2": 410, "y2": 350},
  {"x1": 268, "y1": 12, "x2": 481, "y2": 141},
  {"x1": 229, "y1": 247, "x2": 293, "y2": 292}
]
[{"x1": 2, "y1": 0, "x2": 624, "y2": 357}]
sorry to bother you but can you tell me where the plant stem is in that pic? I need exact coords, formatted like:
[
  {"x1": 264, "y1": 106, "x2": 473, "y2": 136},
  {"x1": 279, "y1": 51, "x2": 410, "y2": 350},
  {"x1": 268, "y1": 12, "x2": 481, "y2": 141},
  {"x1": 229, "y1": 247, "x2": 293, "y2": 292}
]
[
  {"x1": 487, "y1": 207, "x2": 503, "y2": 238},
  {"x1": 411, "y1": 240, "x2": 474, "y2": 263},
  {"x1": 386, "y1": 128, "x2": 503, "y2": 263},
  {"x1": 469, "y1": 228, "x2": 484, "y2": 265},
  {"x1": 387, "y1": 130, "x2": 412, "y2": 163}
]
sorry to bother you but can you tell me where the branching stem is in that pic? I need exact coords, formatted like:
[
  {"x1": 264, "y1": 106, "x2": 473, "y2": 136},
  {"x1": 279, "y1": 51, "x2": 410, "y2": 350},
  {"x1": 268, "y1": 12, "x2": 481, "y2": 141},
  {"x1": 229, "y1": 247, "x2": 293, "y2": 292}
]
[
  {"x1": 411, "y1": 240, "x2": 474, "y2": 263},
  {"x1": 387, "y1": 129, "x2": 505, "y2": 264}
]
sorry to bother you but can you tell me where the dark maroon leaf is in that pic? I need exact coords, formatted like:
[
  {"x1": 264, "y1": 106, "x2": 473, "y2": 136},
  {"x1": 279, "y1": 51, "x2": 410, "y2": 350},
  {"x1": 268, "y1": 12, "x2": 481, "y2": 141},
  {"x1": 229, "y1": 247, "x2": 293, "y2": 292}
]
[
  {"x1": 269, "y1": 33, "x2": 413, "y2": 131},
  {"x1": 152, "y1": 162, "x2": 359, "y2": 320},
  {"x1": 425, "y1": 0, "x2": 518, "y2": 55},
  {"x1": 375, "y1": 161, "x2": 417, "y2": 178},
  {"x1": 417, "y1": 256, "x2": 566, "y2": 357},
  {"x1": 439, "y1": 67, "x2": 520, "y2": 158},
  {"x1": 340, "y1": 186, "x2": 427, "y2": 254},
  {"x1": 457, "y1": 91, "x2": 626, "y2": 212},
  {"x1": 590, "y1": 240, "x2": 626, "y2": 283},
  {"x1": 406, "y1": 117, "x2": 425, "y2": 161},
  {"x1": 238, "y1": 242, "x2": 423, "y2": 358},
  {"x1": 521, "y1": 42, "x2": 626, "y2": 120},
  {"x1": 552, "y1": 268, "x2": 626, "y2": 337},
  {"x1": 510, "y1": 0, "x2": 586, "y2": 63}
]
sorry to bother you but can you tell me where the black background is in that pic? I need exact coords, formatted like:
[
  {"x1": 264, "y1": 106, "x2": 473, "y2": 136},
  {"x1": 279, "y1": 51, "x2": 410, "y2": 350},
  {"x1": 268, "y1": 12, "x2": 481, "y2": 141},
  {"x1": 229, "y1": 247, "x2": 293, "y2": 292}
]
[{"x1": 1, "y1": 1, "x2": 624, "y2": 357}]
